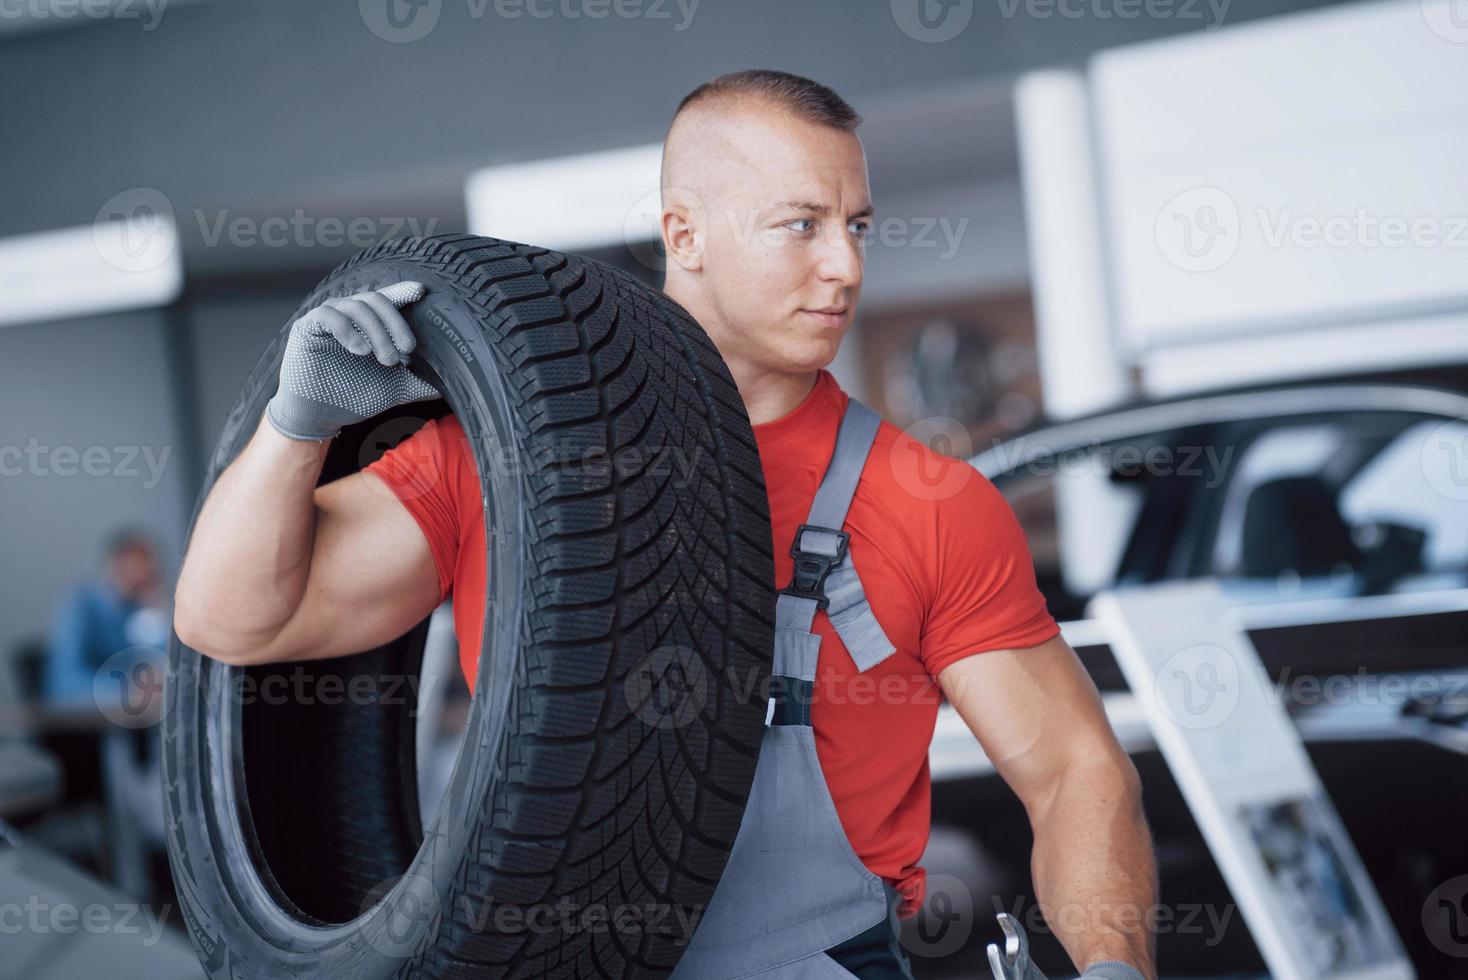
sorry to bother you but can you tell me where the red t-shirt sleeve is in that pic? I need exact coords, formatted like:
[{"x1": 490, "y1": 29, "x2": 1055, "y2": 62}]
[
  {"x1": 919, "y1": 469, "x2": 1060, "y2": 676},
  {"x1": 361, "y1": 415, "x2": 468, "y2": 605}
]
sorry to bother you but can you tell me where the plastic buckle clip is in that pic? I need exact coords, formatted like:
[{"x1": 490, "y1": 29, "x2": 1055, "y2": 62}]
[{"x1": 780, "y1": 523, "x2": 849, "y2": 610}]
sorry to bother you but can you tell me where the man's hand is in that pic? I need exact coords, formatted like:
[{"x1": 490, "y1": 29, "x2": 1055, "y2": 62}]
[{"x1": 265, "y1": 280, "x2": 440, "y2": 442}]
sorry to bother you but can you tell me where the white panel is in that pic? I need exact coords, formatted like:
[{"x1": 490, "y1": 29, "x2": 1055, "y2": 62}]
[
  {"x1": 464, "y1": 143, "x2": 663, "y2": 252},
  {"x1": 1092, "y1": 582, "x2": 1413, "y2": 980},
  {"x1": 1014, "y1": 70, "x2": 1133, "y2": 420},
  {"x1": 1092, "y1": 0, "x2": 1468, "y2": 361},
  {"x1": 1141, "y1": 314, "x2": 1468, "y2": 397}
]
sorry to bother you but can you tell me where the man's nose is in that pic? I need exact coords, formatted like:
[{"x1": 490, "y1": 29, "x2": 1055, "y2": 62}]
[{"x1": 817, "y1": 229, "x2": 864, "y2": 287}]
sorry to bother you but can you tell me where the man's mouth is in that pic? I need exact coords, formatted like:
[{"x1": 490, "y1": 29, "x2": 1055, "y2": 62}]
[{"x1": 801, "y1": 307, "x2": 849, "y2": 328}]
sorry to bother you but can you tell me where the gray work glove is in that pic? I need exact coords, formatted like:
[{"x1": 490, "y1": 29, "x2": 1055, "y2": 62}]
[
  {"x1": 1078, "y1": 962, "x2": 1147, "y2": 980},
  {"x1": 265, "y1": 280, "x2": 440, "y2": 442}
]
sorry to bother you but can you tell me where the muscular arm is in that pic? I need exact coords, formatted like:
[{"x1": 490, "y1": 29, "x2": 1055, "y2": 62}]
[
  {"x1": 938, "y1": 634, "x2": 1157, "y2": 979},
  {"x1": 172, "y1": 413, "x2": 440, "y2": 666}
]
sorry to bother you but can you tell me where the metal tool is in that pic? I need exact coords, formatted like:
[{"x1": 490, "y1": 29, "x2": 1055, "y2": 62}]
[{"x1": 986, "y1": 912, "x2": 1051, "y2": 980}]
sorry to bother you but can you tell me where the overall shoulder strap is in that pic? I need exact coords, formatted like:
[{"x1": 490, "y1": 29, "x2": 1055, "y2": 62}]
[{"x1": 775, "y1": 397, "x2": 897, "y2": 674}]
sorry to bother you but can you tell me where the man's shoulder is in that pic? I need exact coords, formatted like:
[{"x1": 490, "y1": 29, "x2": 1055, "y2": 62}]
[{"x1": 863, "y1": 415, "x2": 998, "y2": 518}]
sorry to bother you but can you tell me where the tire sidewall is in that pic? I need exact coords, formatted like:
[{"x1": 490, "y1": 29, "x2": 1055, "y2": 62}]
[{"x1": 164, "y1": 254, "x2": 527, "y2": 979}]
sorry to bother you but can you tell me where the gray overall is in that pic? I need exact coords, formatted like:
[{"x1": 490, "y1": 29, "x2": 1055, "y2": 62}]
[{"x1": 671, "y1": 399, "x2": 914, "y2": 980}]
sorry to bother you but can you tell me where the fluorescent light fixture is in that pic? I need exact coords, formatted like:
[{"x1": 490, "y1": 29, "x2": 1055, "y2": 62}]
[
  {"x1": 0, "y1": 202, "x2": 183, "y2": 328},
  {"x1": 465, "y1": 143, "x2": 663, "y2": 252}
]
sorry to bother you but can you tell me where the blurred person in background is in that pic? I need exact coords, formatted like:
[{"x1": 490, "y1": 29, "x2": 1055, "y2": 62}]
[
  {"x1": 42, "y1": 526, "x2": 170, "y2": 900},
  {"x1": 43, "y1": 527, "x2": 168, "y2": 707}
]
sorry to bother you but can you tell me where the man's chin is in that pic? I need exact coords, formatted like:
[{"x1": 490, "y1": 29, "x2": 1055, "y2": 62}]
[{"x1": 777, "y1": 340, "x2": 842, "y2": 375}]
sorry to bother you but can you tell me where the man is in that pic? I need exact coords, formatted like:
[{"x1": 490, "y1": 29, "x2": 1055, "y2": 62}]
[
  {"x1": 46, "y1": 527, "x2": 167, "y2": 704},
  {"x1": 175, "y1": 70, "x2": 1156, "y2": 979}
]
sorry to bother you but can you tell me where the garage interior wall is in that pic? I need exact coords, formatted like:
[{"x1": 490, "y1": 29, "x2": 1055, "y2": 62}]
[{"x1": 0, "y1": 0, "x2": 1344, "y2": 656}]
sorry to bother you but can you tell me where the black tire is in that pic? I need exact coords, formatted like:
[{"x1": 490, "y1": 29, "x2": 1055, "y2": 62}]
[{"x1": 163, "y1": 234, "x2": 775, "y2": 979}]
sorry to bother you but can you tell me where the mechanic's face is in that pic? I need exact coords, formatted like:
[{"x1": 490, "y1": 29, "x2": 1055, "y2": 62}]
[
  {"x1": 674, "y1": 108, "x2": 872, "y2": 376},
  {"x1": 110, "y1": 546, "x2": 159, "y2": 601}
]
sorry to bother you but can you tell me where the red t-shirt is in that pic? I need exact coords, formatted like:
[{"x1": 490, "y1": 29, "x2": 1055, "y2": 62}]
[{"x1": 364, "y1": 368, "x2": 1059, "y2": 919}]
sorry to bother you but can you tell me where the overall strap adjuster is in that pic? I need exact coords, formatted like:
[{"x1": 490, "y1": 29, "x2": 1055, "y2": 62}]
[{"x1": 781, "y1": 523, "x2": 849, "y2": 610}]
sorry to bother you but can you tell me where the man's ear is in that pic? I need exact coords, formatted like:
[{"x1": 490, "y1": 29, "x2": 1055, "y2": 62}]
[{"x1": 660, "y1": 197, "x2": 703, "y2": 273}]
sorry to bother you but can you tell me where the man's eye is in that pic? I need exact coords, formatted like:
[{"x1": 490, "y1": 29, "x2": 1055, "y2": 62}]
[
  {"x1": 850, "y1": 220, "x2": 873, "y2": 242},
  {"x1": 786, "y1": 218, "x2": 816, "y2": 233}
]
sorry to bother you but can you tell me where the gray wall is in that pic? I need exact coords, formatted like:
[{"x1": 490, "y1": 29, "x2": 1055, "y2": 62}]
[
  {"x1": 0, "y1": 310, "x2": 191, "y2": 659},
  {"x1": 0, "y1": 0, "x2": 1348, "y2": 659},
  {"x1": 0, "y1": 0, "x2": 1344, "y2": 244}
]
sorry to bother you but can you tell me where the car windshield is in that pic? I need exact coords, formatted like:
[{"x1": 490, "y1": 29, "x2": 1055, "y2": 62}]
[{"x1": 986, "y1": 407, "x2": 1468, "y2": 620}]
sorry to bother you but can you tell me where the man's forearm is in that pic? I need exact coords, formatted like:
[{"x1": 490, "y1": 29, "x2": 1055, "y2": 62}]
[
  {"x1": 173, "y1": 414, "x2": 330, "y2": 653},
  {"x1": 1029, "y1": 755, "x2": 1157, "y2": 978}
]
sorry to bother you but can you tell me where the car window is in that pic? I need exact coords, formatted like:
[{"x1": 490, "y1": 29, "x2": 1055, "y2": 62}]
[
  {"x1": 1212, "y1": 415, "x2": 1468, "y2": 598},
  {"x1": 986, "y1": 408, "x2": 1468, "y2": 617},
  {"x1": 1340, "y1": 419, "x2": 1468, "y2": 580}
]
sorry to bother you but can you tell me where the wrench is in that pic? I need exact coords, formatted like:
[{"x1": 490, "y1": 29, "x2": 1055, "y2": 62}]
[{"x1": 986, "y1": 912, "x2": 1051, "y2": 980}]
